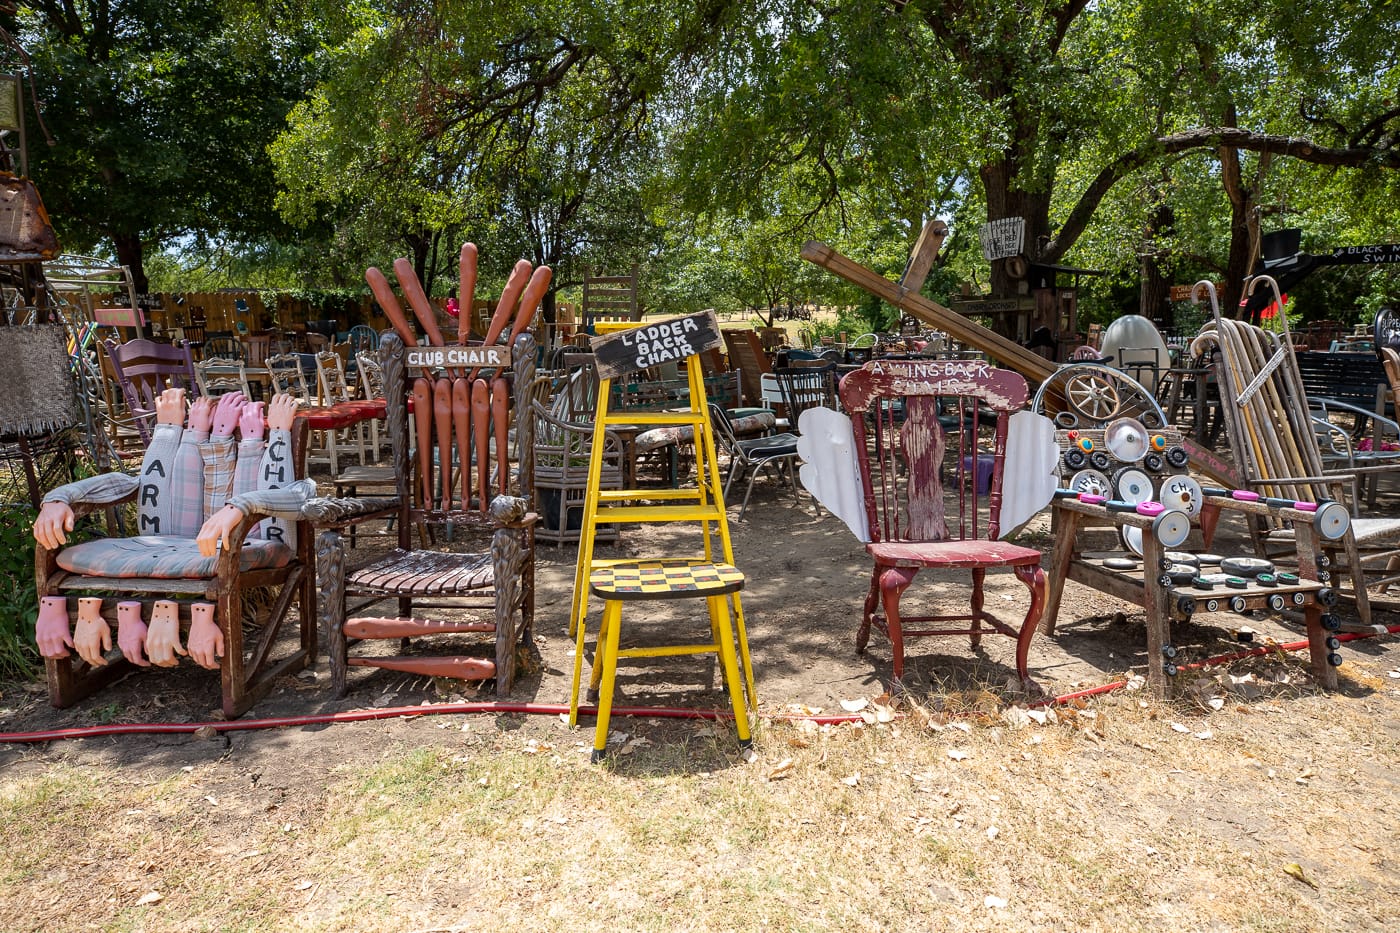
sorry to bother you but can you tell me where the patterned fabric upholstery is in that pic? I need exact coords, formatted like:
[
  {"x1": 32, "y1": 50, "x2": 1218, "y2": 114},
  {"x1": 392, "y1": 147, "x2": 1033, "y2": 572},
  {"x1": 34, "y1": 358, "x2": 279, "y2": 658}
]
[
  {"x1": 56, "y1": 536, "x2": 294, "y2": 579},
  {"x1": 635, "y1": 410, "x2": 776, "y2": 453}
]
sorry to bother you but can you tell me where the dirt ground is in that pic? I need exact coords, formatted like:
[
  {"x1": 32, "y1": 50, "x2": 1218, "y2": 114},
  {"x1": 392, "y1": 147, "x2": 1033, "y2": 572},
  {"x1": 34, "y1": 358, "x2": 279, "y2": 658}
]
[{"x1": 2, "y1": 478, "x2": 1399, "y2": 930}]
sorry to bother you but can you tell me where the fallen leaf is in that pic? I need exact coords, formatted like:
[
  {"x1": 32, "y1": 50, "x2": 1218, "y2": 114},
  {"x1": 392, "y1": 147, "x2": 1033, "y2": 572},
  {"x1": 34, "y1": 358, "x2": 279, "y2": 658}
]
[
  {"x1": 768, "y1": 758, "x2": 795, "y2": 781},
  {"x1": 947, "y1": 748, "x2": 970, "y2": 761},
  {"x1": 1025, "y1": 708, "x2": 1048, "y2": 725},
  {"x1": 1283, "y1": 862, "x2": 1318, "y2": 888},
  {"x1": 839, "y1": 697, "x2": 869, "y2": 712},
  {"x1": 1169, "y1": 721, "x2": 1191, "y2": 733},
  {"x1": 842, "y1": 773, "x2": 861, "y2": 786},
  {"x1": 136, "y1": 892, "x2": 163, "y2": 906}
]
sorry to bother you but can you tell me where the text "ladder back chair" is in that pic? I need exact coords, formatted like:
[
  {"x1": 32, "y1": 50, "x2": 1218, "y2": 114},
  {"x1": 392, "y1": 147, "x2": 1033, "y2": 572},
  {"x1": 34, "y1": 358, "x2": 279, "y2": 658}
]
[
  {"x1": 839, "y1": 360, "x2": 1048, "y2": 685},
  {"x1": 313, "y1": 331, "x2": 538, "y2": 697}
]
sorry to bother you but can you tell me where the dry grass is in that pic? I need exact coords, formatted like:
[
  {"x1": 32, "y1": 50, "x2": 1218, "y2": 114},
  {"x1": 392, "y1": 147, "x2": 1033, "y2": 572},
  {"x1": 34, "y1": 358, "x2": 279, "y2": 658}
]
[{"x1": 3, "y1": 645, "x2": 1399, "y2": 932}]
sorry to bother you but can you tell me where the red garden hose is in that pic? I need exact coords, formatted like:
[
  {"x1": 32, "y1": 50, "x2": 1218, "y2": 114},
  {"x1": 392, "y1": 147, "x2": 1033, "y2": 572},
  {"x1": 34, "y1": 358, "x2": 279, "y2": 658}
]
[{"x1": 3, "y1": 624, "x2": 1396, "y2": 744}]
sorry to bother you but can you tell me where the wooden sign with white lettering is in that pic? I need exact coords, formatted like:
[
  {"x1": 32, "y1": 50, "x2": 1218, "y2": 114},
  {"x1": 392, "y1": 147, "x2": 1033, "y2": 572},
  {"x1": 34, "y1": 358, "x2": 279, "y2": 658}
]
[
  {"x1": 590, "y1": 310, "x2": 722, "y2": 380},
  {"x1": 404, "y1": 344, "x2": 511, "y2": 369}
]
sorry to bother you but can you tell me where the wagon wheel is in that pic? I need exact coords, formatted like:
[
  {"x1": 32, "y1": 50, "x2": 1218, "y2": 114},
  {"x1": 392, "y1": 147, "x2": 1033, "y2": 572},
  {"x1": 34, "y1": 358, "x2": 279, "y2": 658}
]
[{"x1": 1064, "y1": 371, "x2": 1122, "y2": 421}]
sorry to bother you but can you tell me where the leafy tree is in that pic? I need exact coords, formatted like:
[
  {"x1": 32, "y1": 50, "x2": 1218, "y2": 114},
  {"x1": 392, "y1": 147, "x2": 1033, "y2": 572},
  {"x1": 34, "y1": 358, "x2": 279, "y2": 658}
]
[{"x1": 9, "y1": 1, "x2": 322, "y2": 292}]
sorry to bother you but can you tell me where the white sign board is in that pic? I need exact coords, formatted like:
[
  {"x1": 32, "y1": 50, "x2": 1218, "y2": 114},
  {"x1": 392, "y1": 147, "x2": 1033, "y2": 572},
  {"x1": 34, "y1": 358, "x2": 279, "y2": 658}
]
[{"x1": 978, "y1": 217, "x2": 1025, "y2": 262}]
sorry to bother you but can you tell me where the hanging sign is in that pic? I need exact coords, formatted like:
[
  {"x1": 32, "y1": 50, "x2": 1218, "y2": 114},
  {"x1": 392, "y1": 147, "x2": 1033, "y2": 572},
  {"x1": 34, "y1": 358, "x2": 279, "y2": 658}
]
[
  {"x1": 978, "y1": 217, "x2": 1025, "y2": 261},
  {"x1": 94, "y1": 306, "x2": 145, "y2": 328},
  {"x1": 405, "y1": 344, "x2": 511, "y2": 369},
  {"x1": 590, "y1": 310, "x2": 722, "y2": 380}
]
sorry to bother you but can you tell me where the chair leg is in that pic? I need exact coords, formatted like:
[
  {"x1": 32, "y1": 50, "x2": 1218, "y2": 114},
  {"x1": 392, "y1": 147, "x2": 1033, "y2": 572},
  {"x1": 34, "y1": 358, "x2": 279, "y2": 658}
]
[
  {"x1": 590, "y1": 600, "x2": 624, "y2": 763},
  {"x1": 878, "y1": 566, "x2": 917, "y2": 680},
  {"x1": 969, "y1": 567, "x2": 985, "y2": 650},
  {"x1": 1013, "y1": 563, "x2": 1049, "y2": 684},
  {"x1": 858, "y1": 569, "x2": 879, "y2": 653}
]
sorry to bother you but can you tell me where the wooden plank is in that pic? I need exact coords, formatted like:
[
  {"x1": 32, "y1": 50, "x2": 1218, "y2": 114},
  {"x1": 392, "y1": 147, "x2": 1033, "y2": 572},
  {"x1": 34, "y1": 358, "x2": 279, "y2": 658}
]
[
  {"x1": 801, "y1": 241, "x2": 1057, "y2": 385},
  {"x1": 590, "y1": 310, "x2": 723, "y2": 381},
  {"x1": 899, "y1": 219, "x2": 949, "y2": 293}
]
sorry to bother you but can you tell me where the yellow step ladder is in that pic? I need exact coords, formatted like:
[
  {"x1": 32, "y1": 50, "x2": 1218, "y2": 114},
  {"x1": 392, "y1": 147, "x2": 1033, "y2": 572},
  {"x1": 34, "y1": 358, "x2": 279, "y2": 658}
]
[{"x1": 567, "y1": 312, "x2": 757, "y2": 761}]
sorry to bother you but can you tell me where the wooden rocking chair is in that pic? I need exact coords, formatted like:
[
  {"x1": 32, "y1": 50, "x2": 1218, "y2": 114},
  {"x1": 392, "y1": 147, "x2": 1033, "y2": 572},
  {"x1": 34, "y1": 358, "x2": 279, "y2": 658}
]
[{"x1": 312, "y1": 332, "x2": 539, "y2": 697}]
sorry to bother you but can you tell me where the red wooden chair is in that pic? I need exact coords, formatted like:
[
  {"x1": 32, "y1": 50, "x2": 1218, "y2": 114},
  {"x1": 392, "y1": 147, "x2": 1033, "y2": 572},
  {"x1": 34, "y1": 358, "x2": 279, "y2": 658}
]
[{"x1": 838, "y1": 360, "x2": 1047, "y2": 685}]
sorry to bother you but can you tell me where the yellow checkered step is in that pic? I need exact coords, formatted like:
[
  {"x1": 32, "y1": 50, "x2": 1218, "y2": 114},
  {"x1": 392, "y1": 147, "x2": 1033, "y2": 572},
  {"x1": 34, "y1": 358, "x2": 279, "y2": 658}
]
[{"x1": 589, "y1": 559, "x2": 745, "y2": 601}]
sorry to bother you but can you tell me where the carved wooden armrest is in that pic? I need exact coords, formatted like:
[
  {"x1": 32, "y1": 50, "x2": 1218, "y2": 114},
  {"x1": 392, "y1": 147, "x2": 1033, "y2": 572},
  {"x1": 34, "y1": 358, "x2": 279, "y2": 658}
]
[
  {"x1": 488, "y1": 495, "x2": 539, "y2": 530},
  {"x1": 301, "y1": 496, "x2": 401, "y2": 528}
]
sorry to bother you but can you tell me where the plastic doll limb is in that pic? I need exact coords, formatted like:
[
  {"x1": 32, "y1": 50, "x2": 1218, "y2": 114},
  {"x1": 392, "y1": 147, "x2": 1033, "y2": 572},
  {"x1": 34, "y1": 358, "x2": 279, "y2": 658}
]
[
  {"x1": 155, "y1": 387, "x2": 187, "y2": 426},
  {"x1": 33, "y1": 500, "x2": 75, "y2": 549},
  {"x1": 145, "y1": 600, "x2": 187, "y2": 668},
  {"x1": 211, "y1": 391, "x2": 246, "y2": 437},
  {"x1": 266, "y1": 393, "x2": 298, "y2": 431},
  {"x1": 73, "y1": 597, "x2": 111, "y2": 667},
  {"x1": 116, "y1": 601, "x2": 151, "y2": 667},
  {"x1": 240, "y1": 400, "x2": 266, "y2": 441},
  {"x1": 35, "y1": 596, "x2": 73, "y2": 658},
  {"x1": 186, "y1": 603, "x2": 223, "y2": 670},
  {"x1": 196, "y1": 503, "x2": 246, "y2": 558},
  {"x1": 187, "y1": 396, "x2": 215, "y2": 433}
]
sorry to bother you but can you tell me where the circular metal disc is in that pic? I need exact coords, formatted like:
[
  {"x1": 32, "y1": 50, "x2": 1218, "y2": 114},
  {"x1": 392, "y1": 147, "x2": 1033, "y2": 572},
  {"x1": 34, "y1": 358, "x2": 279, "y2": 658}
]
[
  {"x1": 1220, "y1": 556, "x2": 1274, "y2": 578},
  {"x1": 1122, "y1": 524, "x2": 1144, "y2": 557},
  {"x1": 1164, "y1": 551, "x2": 1199, "y2": 567},
  {"x1": 1153, "y1": 510, "x2": 1192, "y2": 548},
  {"x1": 1114, "y1": 468, "x2": 1155, "y2": 505},
  {"x1": 1104, "y1": 417, "x2": 1149, "y2": 462},
  {"x1": 1069, "y1": 469, "x2": 1113, "y2": 497},
  {"x1": 1197, "y1": 553, "x2": 1224, "y2": 566},
  {"x1": 1104, "y1": 557, "x2": 1139, "y2": 571},
  {"x1": 1159, "y1": 474, "x2": 1203, "y2": 517},
  {"x1": 1315, "y1": 501, "x2": 1352, "y2": 540}
]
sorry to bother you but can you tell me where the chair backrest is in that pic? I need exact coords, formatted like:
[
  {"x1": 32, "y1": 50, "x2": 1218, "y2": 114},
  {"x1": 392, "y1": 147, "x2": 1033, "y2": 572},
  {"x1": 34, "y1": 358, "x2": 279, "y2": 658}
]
[
  {"x1": 204, "y1": 335, "x2": 245, "y2": 362},
  {"x1": 1383, "y1": 347, "x2": 1400, "y2": 412},
  {"x1": 244, "y1": 334, "x2": 272, "y2": 368},
  {"x1": 379, "y1": 331, "x2": 537, "y2": 529},
  {"x1": 103, "y1": 337, "x2": 199, "y2": 443},
  {"x1": 315, "y1": 350, "x2": 354, "y2": 404},
  {"x1": 839, "y1": 360, "x2": 1028, "y2": 545},
  {"x1": 774, "y1": 363, "x2": 838, "y2": 426},
  {"x1": 194, "y1": 357, "x2": 251, "y2": 399},
  {"x1": 346, "y1": 325, "x2": 379, "y2": 355},
  {"x1": 582, "y1": 267, "x2": 639, "y2": 328},
  {"x1": 356, "y1": 350, "x2": 385, "y2": 401},
  {"x1": 722, "y1": 329, "x2": 772, "y2": 406},
  {"x1": 266, "y1": 352, "x2": 314, "y2": 403}
]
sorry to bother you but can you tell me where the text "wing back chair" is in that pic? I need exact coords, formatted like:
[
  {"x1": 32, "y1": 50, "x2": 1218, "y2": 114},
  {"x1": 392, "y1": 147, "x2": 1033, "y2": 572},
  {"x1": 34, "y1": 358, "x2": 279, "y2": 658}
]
[
  {"x1": 839, "y1": 360, "x2": 1047, "y2": 685},
  {"x1": 314, "y1": 332, "x2": 538, "y2": 696}
]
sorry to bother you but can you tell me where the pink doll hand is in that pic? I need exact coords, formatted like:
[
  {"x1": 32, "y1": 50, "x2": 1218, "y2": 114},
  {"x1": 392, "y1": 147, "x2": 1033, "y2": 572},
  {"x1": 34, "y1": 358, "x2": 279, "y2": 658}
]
[
  {"x1": 197, "y1": 504, "x2": 245, "y2": 557},
  {"x1": 116, "y1": 602, "x2": 151, "y2": 667},
  {"x1": 186, "y1": 605, "x2": 223, "y2": 670},
  {"x1": 73, "y1": 613, "x2": 112, "y2": 667},
  {"x1": 188, "y1": 397, "x2": 215, "y2": 433},
  {"x1": 33, "y1": 500, "x2": 75, "y2": 549},
  {"x1": 145, "y1": 603, "x2": 187, "y2": 668},
  {"x1": 155, "y1": 387, "x2": 187, "y2": 426},
  {"x1": 35, "y1": 597, "x2": 74, "y2": 658},
  {"x1": 211, "y1": 391, "x2": 246, "y2": 437},
  {"x1": 266, "y1": 393, "x2": 299, "y2": 431},
  {"x1": 240, "y1": 401, "x2": 266, "y2": 441}
]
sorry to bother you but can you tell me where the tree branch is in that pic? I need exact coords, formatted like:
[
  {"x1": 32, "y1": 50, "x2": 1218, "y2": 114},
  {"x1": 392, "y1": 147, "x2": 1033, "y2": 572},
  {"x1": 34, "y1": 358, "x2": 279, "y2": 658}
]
[{"x1": 1044, "y1": 127, "x2": 1400, "y2": 262}]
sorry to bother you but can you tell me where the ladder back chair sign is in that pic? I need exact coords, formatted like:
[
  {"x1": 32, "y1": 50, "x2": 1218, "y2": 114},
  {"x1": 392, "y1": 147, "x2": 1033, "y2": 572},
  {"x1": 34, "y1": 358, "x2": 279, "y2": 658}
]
[
  {"x1": 838, "y1": 360, "x2": 1048, "y2": 684},
  {"x1": 1190, "y1": 278, "x2": 1400, "y2": 624},
  {"x1": 103, "y1": 337, "x2": 199, "y2": 446},
  {"x1": 33, "y1": 391, "x2": 318, "y2": 718},
  {"x1": 570, "y1": 311, "x2": 756, "y2": 762},
  {"x1": 313, "y1": 247, "x2": 547, "y2": 697}
]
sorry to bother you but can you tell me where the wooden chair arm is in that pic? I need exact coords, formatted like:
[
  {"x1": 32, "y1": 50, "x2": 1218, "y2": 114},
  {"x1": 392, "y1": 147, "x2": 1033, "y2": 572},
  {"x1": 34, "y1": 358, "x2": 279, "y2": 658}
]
[{"x1": 301, "y1": 496, "x2": 401, "y2": 527}]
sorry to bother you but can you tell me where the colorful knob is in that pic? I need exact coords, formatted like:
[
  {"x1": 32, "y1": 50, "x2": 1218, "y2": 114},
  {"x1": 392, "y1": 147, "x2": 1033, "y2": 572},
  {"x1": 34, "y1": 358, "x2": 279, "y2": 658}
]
[
  {"x1": 1150, "y1": 434, "x2": 1168, "y2": 451},
  {"x1": 1077, "y1": 437, "x2": 1094, "y2": 453}
]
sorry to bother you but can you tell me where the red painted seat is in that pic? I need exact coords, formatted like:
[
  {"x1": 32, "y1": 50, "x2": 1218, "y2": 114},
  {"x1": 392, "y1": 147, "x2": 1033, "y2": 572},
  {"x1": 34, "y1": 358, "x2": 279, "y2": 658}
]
[{"x1": 839, "y1": 360, "x2": 1047, "y2": 685}]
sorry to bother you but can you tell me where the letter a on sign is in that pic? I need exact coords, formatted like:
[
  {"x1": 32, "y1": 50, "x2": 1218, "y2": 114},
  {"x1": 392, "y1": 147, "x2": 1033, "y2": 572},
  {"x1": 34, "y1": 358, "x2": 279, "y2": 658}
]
[{"x1": 590, "y1": 310, "x2": 722, "y2": 381}]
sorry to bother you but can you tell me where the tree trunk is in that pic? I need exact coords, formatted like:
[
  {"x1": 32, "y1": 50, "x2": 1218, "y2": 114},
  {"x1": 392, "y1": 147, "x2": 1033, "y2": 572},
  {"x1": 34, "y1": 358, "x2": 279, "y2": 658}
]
[
  {"x1": 980, "y1": 160, "x2": 1053, "y2": 301},
  {"x1": 1140, "y1": 195, "x2": 1174, "y2": 329},
  {"x1": 112, "y1": 232, "x2": 148, "y2": 295}
]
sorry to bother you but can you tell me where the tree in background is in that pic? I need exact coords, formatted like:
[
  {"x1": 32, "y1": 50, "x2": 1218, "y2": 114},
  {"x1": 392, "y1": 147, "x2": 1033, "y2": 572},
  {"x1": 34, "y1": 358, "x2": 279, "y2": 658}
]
[{"x1": 9, "y1": 1, "x2": 321, "y2": 292}]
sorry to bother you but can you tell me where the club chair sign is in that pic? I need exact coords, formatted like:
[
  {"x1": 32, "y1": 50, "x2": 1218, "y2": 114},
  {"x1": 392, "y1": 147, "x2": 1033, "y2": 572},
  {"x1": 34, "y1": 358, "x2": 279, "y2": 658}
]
[
  {"x1": 591, "y1": 310, "x2": 723, "y2": 380},
  {"x1": 404, "y1": 344, "x2": 511, "y2": 369}
]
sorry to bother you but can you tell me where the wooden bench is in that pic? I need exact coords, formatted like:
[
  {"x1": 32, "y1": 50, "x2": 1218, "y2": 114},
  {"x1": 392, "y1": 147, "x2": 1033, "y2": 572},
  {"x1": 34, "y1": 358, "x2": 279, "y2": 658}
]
[{"x1": 1293, "y1": 351, "x2": 1389, "y2": 418}]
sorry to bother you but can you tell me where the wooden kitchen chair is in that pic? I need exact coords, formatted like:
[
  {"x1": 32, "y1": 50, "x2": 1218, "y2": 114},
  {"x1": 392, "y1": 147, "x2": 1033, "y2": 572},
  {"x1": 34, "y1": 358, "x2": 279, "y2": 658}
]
[{"x1": 839, "y1": 360, "x2": 1047, "y2": 684}]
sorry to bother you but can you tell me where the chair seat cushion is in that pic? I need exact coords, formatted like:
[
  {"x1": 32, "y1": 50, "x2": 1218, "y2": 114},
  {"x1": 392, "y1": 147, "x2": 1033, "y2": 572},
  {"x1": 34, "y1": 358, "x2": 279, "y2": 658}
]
[
  {"x1": 635, "y1": 411, "x2": 778, "y2": 454},
  {"x1": 868, "y1": 539, "x2": 1042, "y2": 569},
  {"x1": 57, "y1": 536, "x2": 294, "y2": 579},
  {"x1": 737, "y1": 432, "x2": 799, "y2": 457}
]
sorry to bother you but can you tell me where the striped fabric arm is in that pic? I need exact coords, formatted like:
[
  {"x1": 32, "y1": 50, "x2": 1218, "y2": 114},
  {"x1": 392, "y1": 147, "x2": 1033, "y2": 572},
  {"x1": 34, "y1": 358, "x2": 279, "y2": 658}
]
[
  {"x1": 225, "y1": 477, "x2": 319, "y2": 521},
  {"x1": 41, "y1": 472, "x2": 139, "y2": 507}
]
